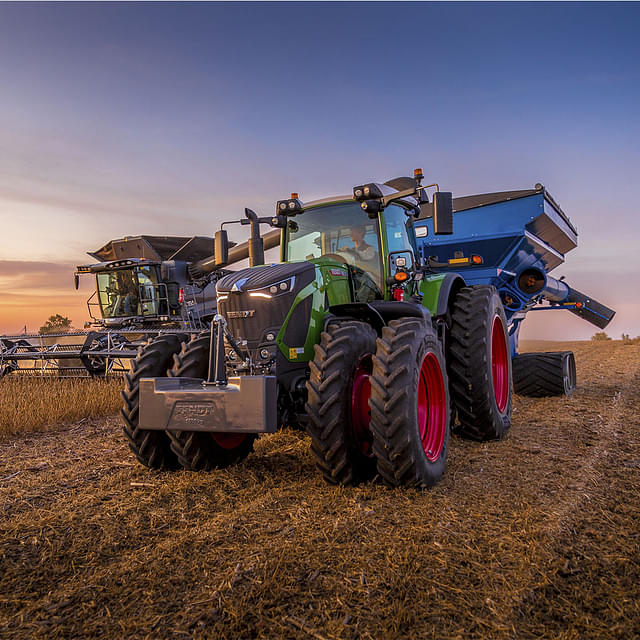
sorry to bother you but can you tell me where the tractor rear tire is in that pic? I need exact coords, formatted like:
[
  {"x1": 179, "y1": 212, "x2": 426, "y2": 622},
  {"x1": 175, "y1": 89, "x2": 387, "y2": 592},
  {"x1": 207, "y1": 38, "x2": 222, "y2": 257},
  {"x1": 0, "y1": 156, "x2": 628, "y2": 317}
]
[
  {"x1": 120, "y1": 334, "x2": 187, "y2": 469},
  {"x1": 369, "y1": 318, "x2": 450, "y2": 488},
  {"x1": 448, "y1": 286, "x2": 512, "y2": 441},
  {"x1": 513, "y1": 351, "x2": 576, "y2": 397},
  {"x1": 165, "y1": 332, "x2": 256, "y2": 471},
  {"x1": 305, "y1": 320, "x2": 378, "y2": 485}
]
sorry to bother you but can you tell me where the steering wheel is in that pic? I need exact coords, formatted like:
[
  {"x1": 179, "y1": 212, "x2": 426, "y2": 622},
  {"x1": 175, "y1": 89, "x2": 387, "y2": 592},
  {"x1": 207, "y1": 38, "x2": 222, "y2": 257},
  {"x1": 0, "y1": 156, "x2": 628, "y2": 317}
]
[{"x1": 322, "y1": 253, "x2": 350, "y2": 264}]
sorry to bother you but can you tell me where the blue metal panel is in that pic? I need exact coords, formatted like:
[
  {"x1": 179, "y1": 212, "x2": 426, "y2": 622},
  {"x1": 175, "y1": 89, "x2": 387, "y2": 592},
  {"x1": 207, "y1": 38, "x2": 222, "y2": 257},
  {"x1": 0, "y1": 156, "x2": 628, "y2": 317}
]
[{"x1": 414, "y1": 192, "x2": 582, "y2": 355}]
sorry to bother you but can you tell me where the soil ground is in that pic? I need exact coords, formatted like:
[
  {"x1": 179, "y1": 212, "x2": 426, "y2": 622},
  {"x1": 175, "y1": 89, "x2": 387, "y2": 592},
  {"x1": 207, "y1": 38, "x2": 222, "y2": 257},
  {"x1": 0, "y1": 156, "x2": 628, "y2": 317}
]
[{"x1": 1, "y1": 341, "x2": 639, "y2": 639}]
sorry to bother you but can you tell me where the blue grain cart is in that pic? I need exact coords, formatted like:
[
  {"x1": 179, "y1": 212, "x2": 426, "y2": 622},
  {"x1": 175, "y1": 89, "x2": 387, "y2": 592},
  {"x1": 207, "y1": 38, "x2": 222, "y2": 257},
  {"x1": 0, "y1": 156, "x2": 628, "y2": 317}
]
[{"x1": 415, "y1": 184, "x2": 615, "y2": 396}]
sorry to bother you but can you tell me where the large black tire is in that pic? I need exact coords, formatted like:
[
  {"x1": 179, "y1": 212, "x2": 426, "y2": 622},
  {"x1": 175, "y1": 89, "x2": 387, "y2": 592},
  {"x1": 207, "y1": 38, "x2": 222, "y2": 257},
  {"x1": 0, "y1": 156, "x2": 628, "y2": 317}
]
[
  {"x1": 448, "y1": 286, "x2": 512, "y2": 441},
  {"x1": 369, "y1": 318, "x2": 450, "y2": 488},
  {"x1": 512, "y1": 351, "x2": 576, "y2": 397},
  {"x1": 165, "y1": 332, "x2": 256, "y2": 471},
  {"x1": 305, "y1": 320, "x2": 378, "y2": 485},
  {"x1": 120, "y1": 334, "x2": 187, "y2": 469}
]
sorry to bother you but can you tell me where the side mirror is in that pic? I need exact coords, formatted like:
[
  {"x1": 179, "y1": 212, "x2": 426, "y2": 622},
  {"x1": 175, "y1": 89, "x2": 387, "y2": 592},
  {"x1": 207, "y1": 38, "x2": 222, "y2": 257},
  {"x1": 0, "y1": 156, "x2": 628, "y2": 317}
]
[
  {"x1": 74, "y1": 274, "x2": 80, "y2": 290},
  {"x1": 433, "y1": 192, "x2": 453, "y2": 235},
  {"x1": 214, "y1": 230, "x2": 229, "y2": 267}
]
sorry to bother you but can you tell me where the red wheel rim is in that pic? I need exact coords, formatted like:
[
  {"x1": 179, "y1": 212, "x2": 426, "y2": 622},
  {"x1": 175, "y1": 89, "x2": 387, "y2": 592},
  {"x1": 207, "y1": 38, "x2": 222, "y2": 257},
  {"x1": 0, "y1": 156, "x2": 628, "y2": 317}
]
[
  {"x1": 351, "y1": 355, "x2": 373, "y2": 456},
  {"x1": 211, "y1": 433, "x2": 246, "y2": 450},
  {"x1": 491, "y1": 315, "x2": 509, "y2": 413},
  {"x1": 417, "y1": 352, "x2": 447, "y2": 463}
]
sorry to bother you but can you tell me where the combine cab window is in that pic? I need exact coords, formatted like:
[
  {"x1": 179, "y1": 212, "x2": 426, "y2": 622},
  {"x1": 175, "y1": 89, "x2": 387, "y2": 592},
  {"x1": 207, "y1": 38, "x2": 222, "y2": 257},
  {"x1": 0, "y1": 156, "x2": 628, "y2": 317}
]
[
  {"x1": 95, "y1": 265, "x2": 165, "y2": 319},
  {"x1": 286, "y1": 202, "x2": 384, "y2": 300},
  {"x1": 136, "y1": 265, "x2": 162, "y2": 316},
  {"x1": 96, "y1": 269, "x2": 140, "y2": 319}
]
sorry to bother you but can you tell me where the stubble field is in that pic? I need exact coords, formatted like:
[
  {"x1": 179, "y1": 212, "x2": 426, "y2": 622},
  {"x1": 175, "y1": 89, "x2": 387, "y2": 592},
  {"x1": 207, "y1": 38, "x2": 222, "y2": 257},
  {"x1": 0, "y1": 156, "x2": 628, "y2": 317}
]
[{"x1": 0, "y1": 340, "x2": 639, "y2": 639}]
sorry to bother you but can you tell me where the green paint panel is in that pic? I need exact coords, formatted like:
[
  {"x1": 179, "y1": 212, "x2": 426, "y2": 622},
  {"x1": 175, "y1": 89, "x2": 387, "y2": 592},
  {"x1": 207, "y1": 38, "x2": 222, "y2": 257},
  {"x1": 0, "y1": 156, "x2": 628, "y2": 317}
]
[
  {"x1": 276, "y1": 263, "x2": 349, "y2": 363},
  {"x1": 419, "y1": 274, "x2": 448, "y2": 316}
]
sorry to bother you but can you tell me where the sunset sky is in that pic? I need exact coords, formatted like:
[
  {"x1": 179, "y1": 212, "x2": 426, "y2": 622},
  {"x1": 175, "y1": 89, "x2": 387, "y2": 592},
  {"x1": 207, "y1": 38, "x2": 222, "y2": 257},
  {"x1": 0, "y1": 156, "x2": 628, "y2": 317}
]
[{"x1": 0, "y1": 2, "x2": 638, "y2": 339}]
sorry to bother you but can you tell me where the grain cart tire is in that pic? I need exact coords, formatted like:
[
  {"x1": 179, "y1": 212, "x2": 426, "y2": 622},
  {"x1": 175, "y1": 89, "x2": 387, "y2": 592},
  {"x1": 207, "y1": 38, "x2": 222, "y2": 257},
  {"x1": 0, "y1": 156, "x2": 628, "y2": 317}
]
[
  {"x1": 512, "y1": 351, "x2": 576, "y2": 397},
  {"x1": 305, "y1": 320, "x2": 378, "y2": 485},
  {"x1": 449, "y1": 286, "x2": 512, "y2": 440},
  {"x1": 121, "y1": 334, "x2": 187, "y2": 469},
  {"x1": 166, "y1": 332, "x2": 256, "y2": 471},
  {"x1": 369, "y1": 318, "x2": 450, "y2": 488}
]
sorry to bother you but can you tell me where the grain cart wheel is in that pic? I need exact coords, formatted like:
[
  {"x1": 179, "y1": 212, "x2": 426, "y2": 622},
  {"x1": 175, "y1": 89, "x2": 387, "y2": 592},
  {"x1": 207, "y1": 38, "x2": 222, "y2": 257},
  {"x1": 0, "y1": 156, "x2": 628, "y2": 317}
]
[
  {"x1": 166, "y1": 332, "x2": 256, "y2": 471},
  {"x1": 369, "y1": 318, "x2": 450, "y2": 488},
  {"x1": 305, "y1": 321, "x2": 378, "y2": 485},
  {"x1": 512, "y1": 351, "x2": 576, "y2": 397},
  {"x1": 448, "y1": 286, "x2": 512, "y2": 440},
  {"x1": 120, "y1": 334, "x2": 187, "y2": 469}
]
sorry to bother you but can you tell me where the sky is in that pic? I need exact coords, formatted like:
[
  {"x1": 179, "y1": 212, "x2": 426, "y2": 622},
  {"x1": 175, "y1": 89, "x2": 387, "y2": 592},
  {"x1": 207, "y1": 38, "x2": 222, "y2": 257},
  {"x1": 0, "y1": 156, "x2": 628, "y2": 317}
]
[{"x1": 0, "y1": 1, "x2": 638, "y2": 339}]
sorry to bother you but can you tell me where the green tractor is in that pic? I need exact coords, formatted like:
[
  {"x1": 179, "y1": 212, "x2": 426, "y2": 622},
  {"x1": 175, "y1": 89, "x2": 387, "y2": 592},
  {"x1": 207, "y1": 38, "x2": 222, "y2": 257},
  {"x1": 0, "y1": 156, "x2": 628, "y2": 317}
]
[{"x1": 122, "y1": 170, "x2": 511, "y2": 487}]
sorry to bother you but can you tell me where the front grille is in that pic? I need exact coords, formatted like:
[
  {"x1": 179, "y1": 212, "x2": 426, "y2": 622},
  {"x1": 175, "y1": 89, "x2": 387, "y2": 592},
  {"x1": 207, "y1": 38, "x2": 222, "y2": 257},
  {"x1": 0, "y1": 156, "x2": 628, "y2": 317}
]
[
  {"x1": 219, "y1": 292, "x2": 295, "y2": 348},
  {"x1": 217, "y1": 262, "x2": 316, "y2": 349}
]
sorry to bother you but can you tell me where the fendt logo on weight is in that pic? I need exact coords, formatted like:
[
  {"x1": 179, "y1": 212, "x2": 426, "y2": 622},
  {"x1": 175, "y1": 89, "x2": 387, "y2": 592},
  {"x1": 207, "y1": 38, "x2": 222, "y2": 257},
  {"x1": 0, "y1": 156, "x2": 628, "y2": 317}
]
[
  {"x1": 174, "y1": 402, "x2": 213, "y2": 426},
  {"x1": 227, "y1": 310, "x2": 255, "y2": 318}
]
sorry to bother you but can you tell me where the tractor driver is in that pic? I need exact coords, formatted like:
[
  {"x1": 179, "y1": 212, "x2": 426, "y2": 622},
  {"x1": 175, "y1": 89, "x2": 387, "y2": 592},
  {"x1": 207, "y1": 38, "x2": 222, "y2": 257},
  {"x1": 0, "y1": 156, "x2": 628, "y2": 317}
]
[
  {"x1": 338, "y1": 225, "x2": 379, "y2": 274},
  {"x1": 337, "y1": 225, "x2": 382, "y2": 302}
]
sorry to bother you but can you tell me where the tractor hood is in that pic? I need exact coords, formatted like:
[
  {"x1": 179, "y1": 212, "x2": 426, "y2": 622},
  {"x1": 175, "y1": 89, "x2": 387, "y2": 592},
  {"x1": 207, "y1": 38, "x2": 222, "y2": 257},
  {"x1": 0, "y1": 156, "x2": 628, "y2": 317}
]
[
  {"x1": 216, "y1": 262, "x2": 315, "y2": 293},
  {"x1": 216, "y1": 262, "x2": 316, "y2": 353}
]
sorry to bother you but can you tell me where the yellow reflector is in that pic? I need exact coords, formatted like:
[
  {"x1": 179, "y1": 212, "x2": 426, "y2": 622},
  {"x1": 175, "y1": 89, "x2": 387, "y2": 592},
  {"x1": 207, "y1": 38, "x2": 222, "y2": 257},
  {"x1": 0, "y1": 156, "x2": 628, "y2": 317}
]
[{"x1": 448, "y1": 257, "x2": 470, "y2": 265}]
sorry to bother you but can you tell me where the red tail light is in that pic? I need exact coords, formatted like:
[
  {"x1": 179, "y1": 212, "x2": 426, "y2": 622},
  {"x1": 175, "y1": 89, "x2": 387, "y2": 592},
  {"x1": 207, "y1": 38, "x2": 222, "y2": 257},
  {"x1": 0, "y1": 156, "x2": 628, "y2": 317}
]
[{"x1": 178, "y1": 288, "x2": 184, "y2": 304}]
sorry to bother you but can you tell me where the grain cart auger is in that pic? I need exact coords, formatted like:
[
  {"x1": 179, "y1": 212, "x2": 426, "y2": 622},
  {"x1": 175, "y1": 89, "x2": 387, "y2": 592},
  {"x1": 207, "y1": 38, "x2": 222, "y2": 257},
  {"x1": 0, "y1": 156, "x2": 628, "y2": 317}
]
[
  {"x1": 414, "y1": 184, "x2": 615, "y2": 398},
  {"x1": 125, "y1": 169, "x2": 518, "y2": 488}
]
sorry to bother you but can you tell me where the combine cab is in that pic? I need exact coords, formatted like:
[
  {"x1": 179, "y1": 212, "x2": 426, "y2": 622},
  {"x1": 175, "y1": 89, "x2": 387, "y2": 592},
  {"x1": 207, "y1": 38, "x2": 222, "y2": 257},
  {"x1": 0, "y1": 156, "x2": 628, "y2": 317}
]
[{"x1": 76, "y1": 235, "x2": 221, "y2": 330}]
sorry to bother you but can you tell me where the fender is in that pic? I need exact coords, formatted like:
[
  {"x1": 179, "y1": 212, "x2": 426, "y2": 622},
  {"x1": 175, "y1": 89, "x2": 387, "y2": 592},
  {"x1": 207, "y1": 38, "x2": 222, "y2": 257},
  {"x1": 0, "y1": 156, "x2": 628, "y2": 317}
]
[
  {"x1": 419, "y1": 273, "x2": 466, "y2": 318},
  {"x1": 329, "y1": 301, "x2": 430, "y2": 334}
]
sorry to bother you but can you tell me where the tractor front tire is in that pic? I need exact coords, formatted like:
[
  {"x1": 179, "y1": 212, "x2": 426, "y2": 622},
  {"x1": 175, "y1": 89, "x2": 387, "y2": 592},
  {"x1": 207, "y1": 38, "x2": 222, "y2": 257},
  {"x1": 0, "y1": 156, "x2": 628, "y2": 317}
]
[
  {"x1": 305, "y1": 320, "x2": 378, "y2": 485},
  {"x1": 513, "y1": 351, "x2": 576, "y2": 397},
  {"x1": 448, "y1": 286, "x2": 512, "y2": 440},
  {"x1": 121, "y1": 334, "x2": 187, "y2": 469},
  {"x1": 166, "y1": 332, "x2": 256, "y2": 471},
  {"x1": 369, "y1": 318, "x2": 450, "y2": 488}
]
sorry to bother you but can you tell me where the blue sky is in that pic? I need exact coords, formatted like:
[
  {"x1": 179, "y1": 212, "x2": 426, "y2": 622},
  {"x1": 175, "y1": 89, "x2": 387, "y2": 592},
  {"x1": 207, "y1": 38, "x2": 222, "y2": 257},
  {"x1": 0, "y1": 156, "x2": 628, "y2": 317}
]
[{"x1": 0, "y1": 2, "x2": 638, "y2": 337}]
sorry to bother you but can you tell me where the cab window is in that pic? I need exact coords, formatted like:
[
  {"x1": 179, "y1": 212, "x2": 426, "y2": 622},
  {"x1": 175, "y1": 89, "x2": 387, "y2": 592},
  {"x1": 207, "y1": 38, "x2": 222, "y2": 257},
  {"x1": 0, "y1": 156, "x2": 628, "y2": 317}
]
[{"x1": 384, "y1": 204, "x2": 414, "y2": 253}]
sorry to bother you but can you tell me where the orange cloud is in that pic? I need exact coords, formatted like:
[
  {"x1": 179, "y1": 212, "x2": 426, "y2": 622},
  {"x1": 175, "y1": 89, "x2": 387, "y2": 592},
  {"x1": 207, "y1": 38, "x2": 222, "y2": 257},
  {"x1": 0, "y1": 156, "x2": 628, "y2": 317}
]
[{"x1": 0, "y1": 260, "x2": 90, "y2": 334}]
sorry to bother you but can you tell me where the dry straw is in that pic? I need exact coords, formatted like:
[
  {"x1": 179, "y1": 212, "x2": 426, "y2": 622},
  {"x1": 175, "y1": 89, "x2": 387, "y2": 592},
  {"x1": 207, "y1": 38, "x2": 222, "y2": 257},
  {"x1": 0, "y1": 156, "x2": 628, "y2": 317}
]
[{"x1": 0, "y1": 341, "x2": 638, "y2": 638}]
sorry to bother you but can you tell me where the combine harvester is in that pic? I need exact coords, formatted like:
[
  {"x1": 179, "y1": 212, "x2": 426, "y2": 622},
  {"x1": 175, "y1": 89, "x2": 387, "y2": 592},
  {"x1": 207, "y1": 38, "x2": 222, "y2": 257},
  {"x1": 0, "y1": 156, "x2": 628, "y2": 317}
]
[
  {"x1": 0, "y1": 232, "x2": 279, "y2": 377},
  {"x1": 123, "y1": 170, "x2": 614, "y2": 487}
]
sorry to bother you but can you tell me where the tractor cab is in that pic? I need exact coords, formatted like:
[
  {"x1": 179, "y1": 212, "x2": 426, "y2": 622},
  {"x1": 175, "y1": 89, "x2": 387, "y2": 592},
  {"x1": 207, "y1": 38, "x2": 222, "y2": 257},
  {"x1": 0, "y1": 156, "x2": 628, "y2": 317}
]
[{"x1": 283, "y1": 199, "x2": 417, "y2": 302}]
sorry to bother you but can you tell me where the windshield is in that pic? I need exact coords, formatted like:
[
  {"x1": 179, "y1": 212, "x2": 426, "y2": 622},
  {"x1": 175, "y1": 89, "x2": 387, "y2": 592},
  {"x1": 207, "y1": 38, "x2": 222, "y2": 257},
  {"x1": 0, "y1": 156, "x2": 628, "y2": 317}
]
[
  {"x1": 97, "y1": 269, "x2": 139, "y2": 319},
  {"x1": 286, "y1": 202, "x2": 383, "y2": 296},
  {"x1": 95, "y1": 266, "x2": 163, "y2": 319}
]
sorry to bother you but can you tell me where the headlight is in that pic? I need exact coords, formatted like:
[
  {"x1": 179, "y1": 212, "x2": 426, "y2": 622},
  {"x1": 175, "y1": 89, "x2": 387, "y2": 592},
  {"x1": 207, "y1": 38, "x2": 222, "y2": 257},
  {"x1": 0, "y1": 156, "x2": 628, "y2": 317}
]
[{"x1": 247, "y1": 276, "x2": 295, "y2": 299}]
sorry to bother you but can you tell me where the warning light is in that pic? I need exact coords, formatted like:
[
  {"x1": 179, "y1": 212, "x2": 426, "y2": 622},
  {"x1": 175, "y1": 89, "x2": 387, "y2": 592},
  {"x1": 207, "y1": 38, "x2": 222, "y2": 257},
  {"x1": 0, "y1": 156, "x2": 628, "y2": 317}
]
[
  {"x1": 575, "y1": 301, "x2": 583, "y2": 308},
  {"x1": 291, "y1": 192, "x2": 298, "y2": 199},
  {"x1": 471, "y1": 255, "x2": 483, "y2": 265},
  {"x1": 414, "y1": 168, "x2": 424, "y2": 180},
  {"x1": 394, "y1": 271, "x2": 410, "y2": 282}
]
